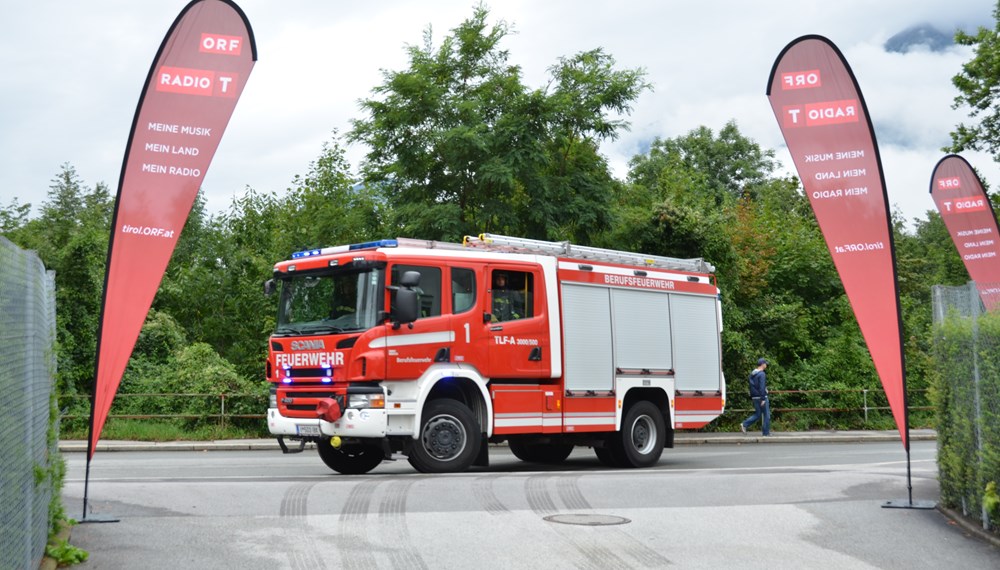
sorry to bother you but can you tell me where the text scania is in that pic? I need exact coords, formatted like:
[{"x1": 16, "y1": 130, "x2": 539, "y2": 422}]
[
  {"x1": 784, "y1": 99, "x2": 859, "y2": 127},
  {"x1": 121, "y1": 224, "x2": 175, "y2": 239},
  {"x1": 275, "y1": 351, "x2": 345, "y2": 368},
  {"x1": 603, "y1": 274, "x2": 675, "y2": 290}
]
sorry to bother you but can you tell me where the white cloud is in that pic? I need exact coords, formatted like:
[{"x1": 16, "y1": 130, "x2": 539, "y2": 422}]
[{"x1": 1, "y1": 0, "x2": 995, "y2": 229}]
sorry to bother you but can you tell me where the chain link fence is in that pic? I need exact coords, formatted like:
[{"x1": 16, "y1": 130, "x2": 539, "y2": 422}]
[
  {"x1": 0, "y1": 236, "x2": 58, "y2": 570},
  {"x1": 932, "y1": 281, "x2": 1000, "y2": 532}
]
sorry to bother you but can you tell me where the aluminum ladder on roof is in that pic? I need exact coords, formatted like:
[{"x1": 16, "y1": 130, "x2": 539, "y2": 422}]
[{"x1": 462, "y1": 233, "x2": 714, "y2": 273}]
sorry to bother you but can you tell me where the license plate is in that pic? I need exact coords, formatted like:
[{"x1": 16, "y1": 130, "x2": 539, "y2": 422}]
[{"x1": 297, "y1": 425, "x2": 321, "y2": 437}]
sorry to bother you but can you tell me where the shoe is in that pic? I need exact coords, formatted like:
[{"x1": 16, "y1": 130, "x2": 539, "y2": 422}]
[{"x1": 740, "y1": 424, "x2": 747, "y2": 433}]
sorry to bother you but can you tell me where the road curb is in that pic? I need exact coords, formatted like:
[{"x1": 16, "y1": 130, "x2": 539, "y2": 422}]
[
  {"x1": 58, "y1": 430, "x2": 936, "y2": 453},
  {"x1": 937, "y1": 505, "x2": 1000, "y2": 548}
]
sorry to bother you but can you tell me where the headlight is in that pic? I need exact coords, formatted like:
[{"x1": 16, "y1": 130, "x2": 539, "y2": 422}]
[
  {"x1": 269, "y1": 386, "x2": 277, "y2": 408},
  {"x1": 348, "y1": 393, "x2": 385, "y2": 409}
]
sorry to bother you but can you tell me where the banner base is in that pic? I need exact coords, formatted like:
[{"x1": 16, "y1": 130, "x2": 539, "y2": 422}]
[
  {"x1": 881, "y1": 499, "x2": 936, "y2": 510},
  {"x1": 79, "y1": 513, "x2": 120, "y2": 524}
]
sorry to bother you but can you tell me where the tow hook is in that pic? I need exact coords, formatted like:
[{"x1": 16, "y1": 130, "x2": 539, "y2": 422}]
[
  {"x1": 330, "y1": 436, "x2": 342, "y2": 449},
  {"x1": 316, "y1": 398, "x2": 342, "y2": 422}
]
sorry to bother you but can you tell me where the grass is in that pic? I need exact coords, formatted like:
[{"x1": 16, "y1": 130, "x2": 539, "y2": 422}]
[{"x1": 60, "y1": 419, "x2": 269, "y2": 441}]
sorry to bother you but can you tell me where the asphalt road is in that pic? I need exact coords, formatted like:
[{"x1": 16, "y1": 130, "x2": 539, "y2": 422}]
[{"x1": 63, "y1": 440, "x2": 1000, "y2": 569}]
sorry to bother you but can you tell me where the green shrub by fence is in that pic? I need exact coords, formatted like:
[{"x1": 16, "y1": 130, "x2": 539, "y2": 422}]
[{"x1": 932, "y1": 283, "x2": 1000, "y2": 531}]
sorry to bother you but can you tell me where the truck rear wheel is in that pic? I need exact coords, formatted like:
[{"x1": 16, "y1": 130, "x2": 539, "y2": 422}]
[
  {"x1": 614, "y1": 401, "x2": 666, "y2": 468},
  {"x1": 509, "y1": 441, "x2": 574, "y2": 464},
  {"x1": 317, "y1": 439, "x2": 384, "y2": 475},
  {"x1": 407, "y1": 399, "x2": 481, "y2": 473}
]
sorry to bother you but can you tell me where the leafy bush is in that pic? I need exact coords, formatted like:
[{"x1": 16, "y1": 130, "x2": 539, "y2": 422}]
[{"x1": 932, "y1": 311, "x2": 1000, "y2": 526}]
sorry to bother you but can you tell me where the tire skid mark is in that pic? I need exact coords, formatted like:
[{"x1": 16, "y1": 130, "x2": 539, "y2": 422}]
[
  {"x1": 278, "y1": 482, "x2": 327, "y2": 570},
  {"x1": 473, "y1": 476, "x2": 510, "y2": 515},
  {"x1": 526, "y1": 475, "x2": 558, "y2": 514},
  {"x1": 536, "y1": 475, "x2": 671, "y2": 569},
  {"x1": 378, "y1": 480, "x2": 429, "y2": 570},
  {"x1": 279, "y1": 482, "x2": 311, "y2": 518},
  {"x1": 337, "y1": 480, "x2": 382, "y2": 570},
  {"x1": 557, "y1": 476, "x2": 591, "y2": 510}
]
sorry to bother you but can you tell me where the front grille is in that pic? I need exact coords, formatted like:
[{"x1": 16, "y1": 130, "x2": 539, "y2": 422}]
[{"x1": 285, "y1": 368, "x2": 334, "y2": 378}]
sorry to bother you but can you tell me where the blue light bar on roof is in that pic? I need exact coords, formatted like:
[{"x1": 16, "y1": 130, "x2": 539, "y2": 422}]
[
  {"x1": 291, "y1": 248, "x2": 322, "y2": 259},
  {"x1": 349, "y1": 239, "x2": 398, "y2": 250},
  {"x1": 290, "y1": 239, "x2": 397, "y2": 259}
]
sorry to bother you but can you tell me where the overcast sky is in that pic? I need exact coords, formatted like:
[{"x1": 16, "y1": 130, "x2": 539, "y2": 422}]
[{"x1": 2, "y1": 0, "x2": 996, "y2": 229}]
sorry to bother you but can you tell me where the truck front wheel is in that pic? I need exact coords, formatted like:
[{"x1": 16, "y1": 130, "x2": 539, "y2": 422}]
[
  {"x1": 614, "y1": 401, "x2": 666, "y2": 468},
  {"x1": 408, "y1": 399, "x2": 481, "y2": 473},
  {"x1": 317, "y1": 439, "x2": 383, "y2": 475}
]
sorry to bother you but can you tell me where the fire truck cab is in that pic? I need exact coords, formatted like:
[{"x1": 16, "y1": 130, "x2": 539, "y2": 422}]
[{"x1": 265, "y1": 234, "x2": 725, "y2": 474}]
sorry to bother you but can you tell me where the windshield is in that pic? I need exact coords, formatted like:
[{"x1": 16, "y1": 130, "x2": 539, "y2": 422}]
[{"x1": 275, "y1": 268, "x2": 383, "y2": 335}]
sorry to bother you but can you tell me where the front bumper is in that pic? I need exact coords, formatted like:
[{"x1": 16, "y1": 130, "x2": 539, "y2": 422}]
[{"x1": 267, "y1": 407, "x2": 387, "y2": 438}]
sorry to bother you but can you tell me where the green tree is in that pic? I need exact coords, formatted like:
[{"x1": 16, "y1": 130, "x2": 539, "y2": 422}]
[
  {"x1": 948, "y1": 0, "x2": 1000, "y2": 159},
  {"x1": 348, "y1": 4, "x2": 648, "y2": 243},
  {"x1": 7, "y1": 165, "x2": 114, "y2": 394}
]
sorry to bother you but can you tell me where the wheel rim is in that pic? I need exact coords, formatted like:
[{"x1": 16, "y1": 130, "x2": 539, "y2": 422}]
[
  {"x1": 421, "y1": 413, "x2": 467, "y2": 461},
  {"x1": 630, "y1": 414, "x2": 656, "y2": 455}
]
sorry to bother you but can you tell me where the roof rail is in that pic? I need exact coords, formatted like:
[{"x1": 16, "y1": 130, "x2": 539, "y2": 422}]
[{"x1": 462, "y1": 233, "x2": 714, "y2": 273}]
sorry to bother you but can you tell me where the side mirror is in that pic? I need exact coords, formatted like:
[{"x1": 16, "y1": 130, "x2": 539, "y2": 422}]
[
  {"x1": 390, "y1": 270, "x2": 421, "y2": 329},
  {"x1": 394, "y1": 288, "x2": 419, "y2": 327},
  {"x1": 263, "y1": 279, "x2": 276, "y2": 297}
]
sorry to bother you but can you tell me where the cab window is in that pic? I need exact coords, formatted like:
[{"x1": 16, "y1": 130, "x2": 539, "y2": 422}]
[
  {"x1": 390, "y1": 265, "x2": 442, "y2": 319},
  {"x1": 452, "y1": 268, "x2": 476, "y2": 314},
  {"x1": 491, "y1": 270, "x2": 533, "y2": 322}
]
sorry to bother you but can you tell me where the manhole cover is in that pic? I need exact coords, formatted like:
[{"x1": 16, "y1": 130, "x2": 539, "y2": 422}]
[{"x1": 543, "y1": 514, "x2": 631, "y2": 526}]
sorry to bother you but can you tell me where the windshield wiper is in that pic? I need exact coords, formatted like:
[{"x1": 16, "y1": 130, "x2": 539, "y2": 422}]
[{"x1": 298, "y1": 324, "x2": 346, "y2": 334}]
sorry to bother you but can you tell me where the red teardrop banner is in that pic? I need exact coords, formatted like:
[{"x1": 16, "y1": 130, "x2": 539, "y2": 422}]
[
  {"x1": 88, "y1": 0, "x2": 256, "y2": 459},
  {"x1": 930, "y1": 154, "x2": 1000, "y2": 311},
  {"x1": 766, "y1": 35, "x2": 908, "y2": 448}
]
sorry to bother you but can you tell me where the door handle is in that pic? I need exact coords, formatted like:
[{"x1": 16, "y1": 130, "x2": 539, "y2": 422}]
[
  {"x1": 434, "y1": 347, "x2": 451, "y2": 362},
  {"x1": 529, "y1": 347, "x2": 542, "y2": 361}
]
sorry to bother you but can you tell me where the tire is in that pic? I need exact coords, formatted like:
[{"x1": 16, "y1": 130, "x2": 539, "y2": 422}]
[
  {"x1": 509, "y1": 441, "x2": 574, "y2": 464},
  {"x1": 317, "y1": 439, "x2": 384, "y2": 475},
  {"x1": 613, "y1": 401, "x2": 666, "y2": 468},
  {"x1": 407, "y1": 399, "x2": 481, "y2": 473}
]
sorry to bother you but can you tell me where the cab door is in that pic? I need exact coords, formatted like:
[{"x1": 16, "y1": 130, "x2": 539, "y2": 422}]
[
  {"x1": 484, "y1": 265, "x2": 551, "y2": 379},
  {"x1": 383, "y1": 263, "x2": 452, "y2": 381},
  {"x1": 447, "y1": 265, "x2": 488, "y2": 370}
]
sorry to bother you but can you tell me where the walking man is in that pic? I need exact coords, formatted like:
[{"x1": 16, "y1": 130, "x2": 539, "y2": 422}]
[{"x1": 740, "y1": 358, "x2": 771, "y2": 436}]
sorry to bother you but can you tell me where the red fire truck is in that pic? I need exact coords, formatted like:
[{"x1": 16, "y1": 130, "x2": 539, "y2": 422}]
[{"x1": 264, "y1": 234, "x2": 725, "y2": 474}]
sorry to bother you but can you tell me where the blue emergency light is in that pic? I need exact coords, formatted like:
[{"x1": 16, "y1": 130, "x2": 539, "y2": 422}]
[{"x1": 290, "y1": 239, "x2": 399, "y2": 259}]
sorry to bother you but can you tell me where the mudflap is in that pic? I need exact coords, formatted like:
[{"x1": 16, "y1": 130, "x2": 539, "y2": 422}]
[
  {"x1": 473, "y1": 433, "x2": 489, "y2": 467},
  {"x1": 277, "y1": 436, "x2": 306, "y2": 454}
]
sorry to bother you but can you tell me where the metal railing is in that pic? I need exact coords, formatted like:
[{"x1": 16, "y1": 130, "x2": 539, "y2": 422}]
[
  {"x1": 59, "y1": 393, "x2": 267, "y2": 429},
  {"x1": 58, "y1": 388, "x2": 927, "y2": 427}
]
